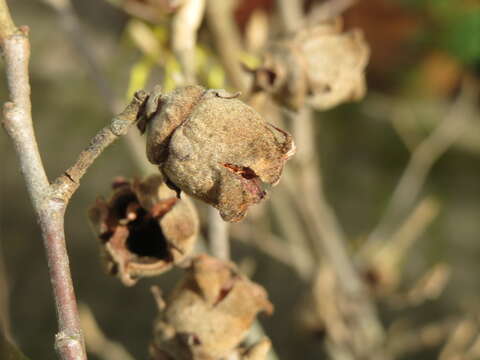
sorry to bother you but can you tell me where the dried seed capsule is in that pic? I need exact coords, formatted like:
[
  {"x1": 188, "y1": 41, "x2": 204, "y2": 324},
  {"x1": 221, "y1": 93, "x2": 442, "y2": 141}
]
[
  {"x1": 252, "y1": 18, "x2": 370, "y2": 110},
  {"x1": 150, "y1": 254, "x2": 273, "y2": 360},
  {"x1": 88, "y1": 175, "x2": 198, "y2": 286},
  {"x1": 142, "y1": 86, "x2": 295, "y2": 222}
]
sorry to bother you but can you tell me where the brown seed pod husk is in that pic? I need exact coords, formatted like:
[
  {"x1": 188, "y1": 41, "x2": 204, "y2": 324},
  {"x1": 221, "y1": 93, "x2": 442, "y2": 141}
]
[
  {"x1": 88, "y1": 174, "x2": 199, "y2": 286},
  {"x1": 142, "y1": 86, "x2": 295, "y2": 222},
  {"x1": 150, "y1": 254, "x2": 273, "y2": 360},
  {"x1": 252, "y1": 18, "x2": 370, "y2": 110}
]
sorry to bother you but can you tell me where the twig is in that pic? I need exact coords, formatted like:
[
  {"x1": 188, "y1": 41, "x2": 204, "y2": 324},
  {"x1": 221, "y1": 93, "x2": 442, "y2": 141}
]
[
  {"x1": 232, "y1": 227, "x2": 298, "y2": 272},
  {"x1": 78, "y1": 304, "x2": 135, "y2": 360},
  {"x1": 52, "y1": 91, "x2": 147, "y2": 202},
  {"x1": 360, "y1": 197, "x2": 440, "y2": 291},
  {"x1": 276, "y1": 0, "x2": 303, "y2": 33},
  {"x1": 0, "y1": 4, "x2": 86, "y2": 357},
  {"x1": 275, "y1": 0, "x2": 388, "y2": 357},
  {"x1": 365, "y1": 81, "x2": 477, "y2": 249},
  {"x1": 205, "y1": 0, "x2": 248, "y2": 93},
  {"x1": 40, "y1": 0, "x2": 156, "y2": 176},
  {"x1": 284, "y1": 101, "x2": 388, "y2": 360},
  {"x1": 208, "y1": 207, "x2": 230, "y2": 260},
  {"x1": 439, "y1": 316, "x2": 478, "y2": 360},
  {"x1": 269, "y1": 190, "x2": 315, "y2": 280},
  {"x1": 386, "y1": 317, "x2": 457, "y2": 358},
  {"x1": 307, "y1": 0, "x2": 356, "y2": 25},
  {"x1": 172, "y1": 0, "x2": 205, "y2": 84},
  {"x1": 0, "y1": 3, "x2": 148, "y2": 357},
  {"x1": 0, "y1": 239, "x2": 11, "y2": 342}
]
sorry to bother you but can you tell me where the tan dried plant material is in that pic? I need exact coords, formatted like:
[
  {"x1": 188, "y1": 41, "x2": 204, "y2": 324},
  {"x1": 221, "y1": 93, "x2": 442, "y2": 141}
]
[
  {"x1": 140, "y1": 85, "x2": 295, "y2": 222},
  {"x1": 150, "y1": 254, "x2": 273, "y2": 360},
  {"x1": 88, "y1": 175, "x2": 199, "y2": 286},
  {"x1": 252, "y1": 18, "x2": 370, "y2": 110}
]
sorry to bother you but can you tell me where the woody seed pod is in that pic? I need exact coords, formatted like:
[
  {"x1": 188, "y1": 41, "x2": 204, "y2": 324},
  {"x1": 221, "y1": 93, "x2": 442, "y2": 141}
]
[
  {"x1": 252, "y1": 18, "x2": 370, "y2": 110},
  {"x1": 150, "y1": 254, "x2": 273, "y2": 360},
  {"x1": 88, "y1": 175, "x2": 199, "y2": 286},
  {"x1": 141, "y1": 85, "x2": 295, "y2": 222}
]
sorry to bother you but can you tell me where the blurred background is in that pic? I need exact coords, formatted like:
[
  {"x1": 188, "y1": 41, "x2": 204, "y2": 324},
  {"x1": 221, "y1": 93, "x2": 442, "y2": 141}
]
[{"x1": 1, "y1": 0, "x2": 480, "y2": 359}]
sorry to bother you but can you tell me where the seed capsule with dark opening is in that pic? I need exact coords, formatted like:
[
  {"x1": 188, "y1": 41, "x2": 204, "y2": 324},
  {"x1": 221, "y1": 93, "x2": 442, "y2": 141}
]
[{"x1": 88, "y1": 175, "x2": 199, "y2": 286}]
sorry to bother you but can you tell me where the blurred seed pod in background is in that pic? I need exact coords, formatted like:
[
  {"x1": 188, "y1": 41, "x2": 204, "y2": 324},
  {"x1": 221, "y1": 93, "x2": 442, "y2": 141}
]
[
  {"x1": 140, "y1": 85, "x2": 295, "y2": 222},
  {"x1": 251, "y1": 18, "x2": 370, "y2": 110},
  {"x1": 150, "y1": 254, "x2": 273, "y2": 360},
  {"x1": 88, "y1": 175, "x2": 199, "y2": 286}
]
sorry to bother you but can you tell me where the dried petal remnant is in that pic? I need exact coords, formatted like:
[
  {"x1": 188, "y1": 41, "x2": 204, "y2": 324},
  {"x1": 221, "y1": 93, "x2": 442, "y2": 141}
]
[
  {"x1": 253, "y1": 18, "x2": 370, "y2": 110},
  {"x1": 142, "y1": 86, "x2": 294, "y2": 222},
  {"x1": 88, "y1": 175, "x2": 199, "y2": 286},
  {"x1": 150, "y1": 254, "x2": 273, "y2": 360}
]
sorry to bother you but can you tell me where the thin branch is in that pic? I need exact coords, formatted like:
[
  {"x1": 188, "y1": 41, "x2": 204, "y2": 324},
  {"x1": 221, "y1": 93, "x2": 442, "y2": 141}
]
[
  {"x1": 39, "y1": 0, "x2": 117, "y2": 110},
  {"x1": 172, "y1": 0, "x2": 205, "y2": 84},
  {"x1": 387, "y1": 317, "x2": 457, "y2": 358},
  {"x1": 40, "y1": 0, "x2": 156, "y2": 175},
  {"x1": 284, "y1": 108, "x2": 389, "y2": 360},
  {"x1": 0, "y1": 3, "x2": 86, "y2": 357},
  {"x1": 360, "y1": 197, "x2": 440, "y2": 283},
  {"x1": 0, "y1": 239, "x2": 11, "y2": 342},
  {"x1": 232, "y1": 227, "x2": 298, "y2": 272},
  {"x1": 270, "y1": 190, "x2": 315, "y2": 280},
  {"x1": 276, "y1": 0, "x2": 303, "y2": 33},
  {"x1": 52, "y1": 91, "x2": 148, "y2": 202},
  {"x1": 307, "y1": 0, "x2": 356, "y2": 25},
  {"x1": 0, "y1": 3, "x2": 149, "y2": 358},
  {"x1": 79, "y1": 304, "x2": 135, "y2": 360},
  {"x1": 208, "y1": 207, "x2": 230, "y2": 260},
  {"x1": 205, "y1": 0, "x2": 248, "y2": 93},
  {"x1": 274, "y1": 1, "x2": 388, "y2": 357},
  {"x1": 365, "y1": 81, "x2": 478, "y2": 249}
]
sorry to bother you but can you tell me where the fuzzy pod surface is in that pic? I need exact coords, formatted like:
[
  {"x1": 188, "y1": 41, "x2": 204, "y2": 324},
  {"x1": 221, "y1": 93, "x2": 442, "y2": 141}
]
[
  {"x1": 88, "y1": 175, "x2": 199, "y2": 286},
  {"x1": 150, "y1": 254, "x2": 273, "y2": 360},
  {"x1": 253, "y1": 18, "x2": 370, "y2": 110},
  {"x1": 141, "y1": 85, "x2": 295, "y2": 222}
]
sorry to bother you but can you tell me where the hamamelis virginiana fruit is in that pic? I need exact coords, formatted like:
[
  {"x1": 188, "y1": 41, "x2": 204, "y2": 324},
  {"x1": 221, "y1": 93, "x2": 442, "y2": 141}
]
[{"x1": 140, "y1": 85, "x2": 295, "y2": 222}]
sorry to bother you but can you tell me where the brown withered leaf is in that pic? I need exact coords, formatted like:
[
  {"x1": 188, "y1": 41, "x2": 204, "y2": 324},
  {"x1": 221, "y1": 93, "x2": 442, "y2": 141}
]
[
  {"x1": 142, "y1": 86, "x2": 295, "y2": 222},
  {"x1": 88, "y1": 174, "x2": 198, "y2": 286},
  {"x1": 150, "y1": 254, "x2": 273, "y2": 360}
]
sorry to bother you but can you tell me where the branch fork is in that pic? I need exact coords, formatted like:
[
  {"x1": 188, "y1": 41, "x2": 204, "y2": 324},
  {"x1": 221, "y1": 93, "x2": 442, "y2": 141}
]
[{"x1": 0, "y1": 2, "x2": 149, "y2": 358}]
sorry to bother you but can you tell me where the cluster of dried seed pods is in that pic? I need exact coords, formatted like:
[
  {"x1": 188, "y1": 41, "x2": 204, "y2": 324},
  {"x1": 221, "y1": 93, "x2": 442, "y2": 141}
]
[
  {"x1": 88, "y1": 175, "x2": 198, "y2": 286},
  {"x1": 150, "y1": 254, "x2": 273, "y2": 360},
  {"x1": 87, "y1": 84, "x2": 293, "y2": 359},
  {"x1": 251, "y1": 18, "x2": 370, "y2": 110},
  {"x1": 140, "y1": 85, "x2": 295, "y2": 222}
]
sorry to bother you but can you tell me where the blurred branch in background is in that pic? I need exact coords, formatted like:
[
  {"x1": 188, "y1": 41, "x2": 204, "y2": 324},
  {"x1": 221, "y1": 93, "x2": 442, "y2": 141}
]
[
  {"x1": 205, "y1": 0, "x2": 248, "y2": 92},
  {"x1": 364, "y1": 80, "x2": 479, "y2": 252},
  {"x1": 0, "y1": 241, "x2": 10, "y2": 342},
  {"x1": 78, "y1": 304, "x2": 134, "y2": 360},
  {"x1": 360, "y1": 197, "x2": 441, "y2": 296},
  {"x1": 40, "y1": 0, "x2": 156, "y2": 175},
  {"x1": 275, "y1": 0, "x2": 388, "y2": 358},
  {"x1": 386, "y1": 317, "x2": 457, "y2": 358},
  {"x1": 171, "y1": 0, "x2": 205, "y2": 84}
]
